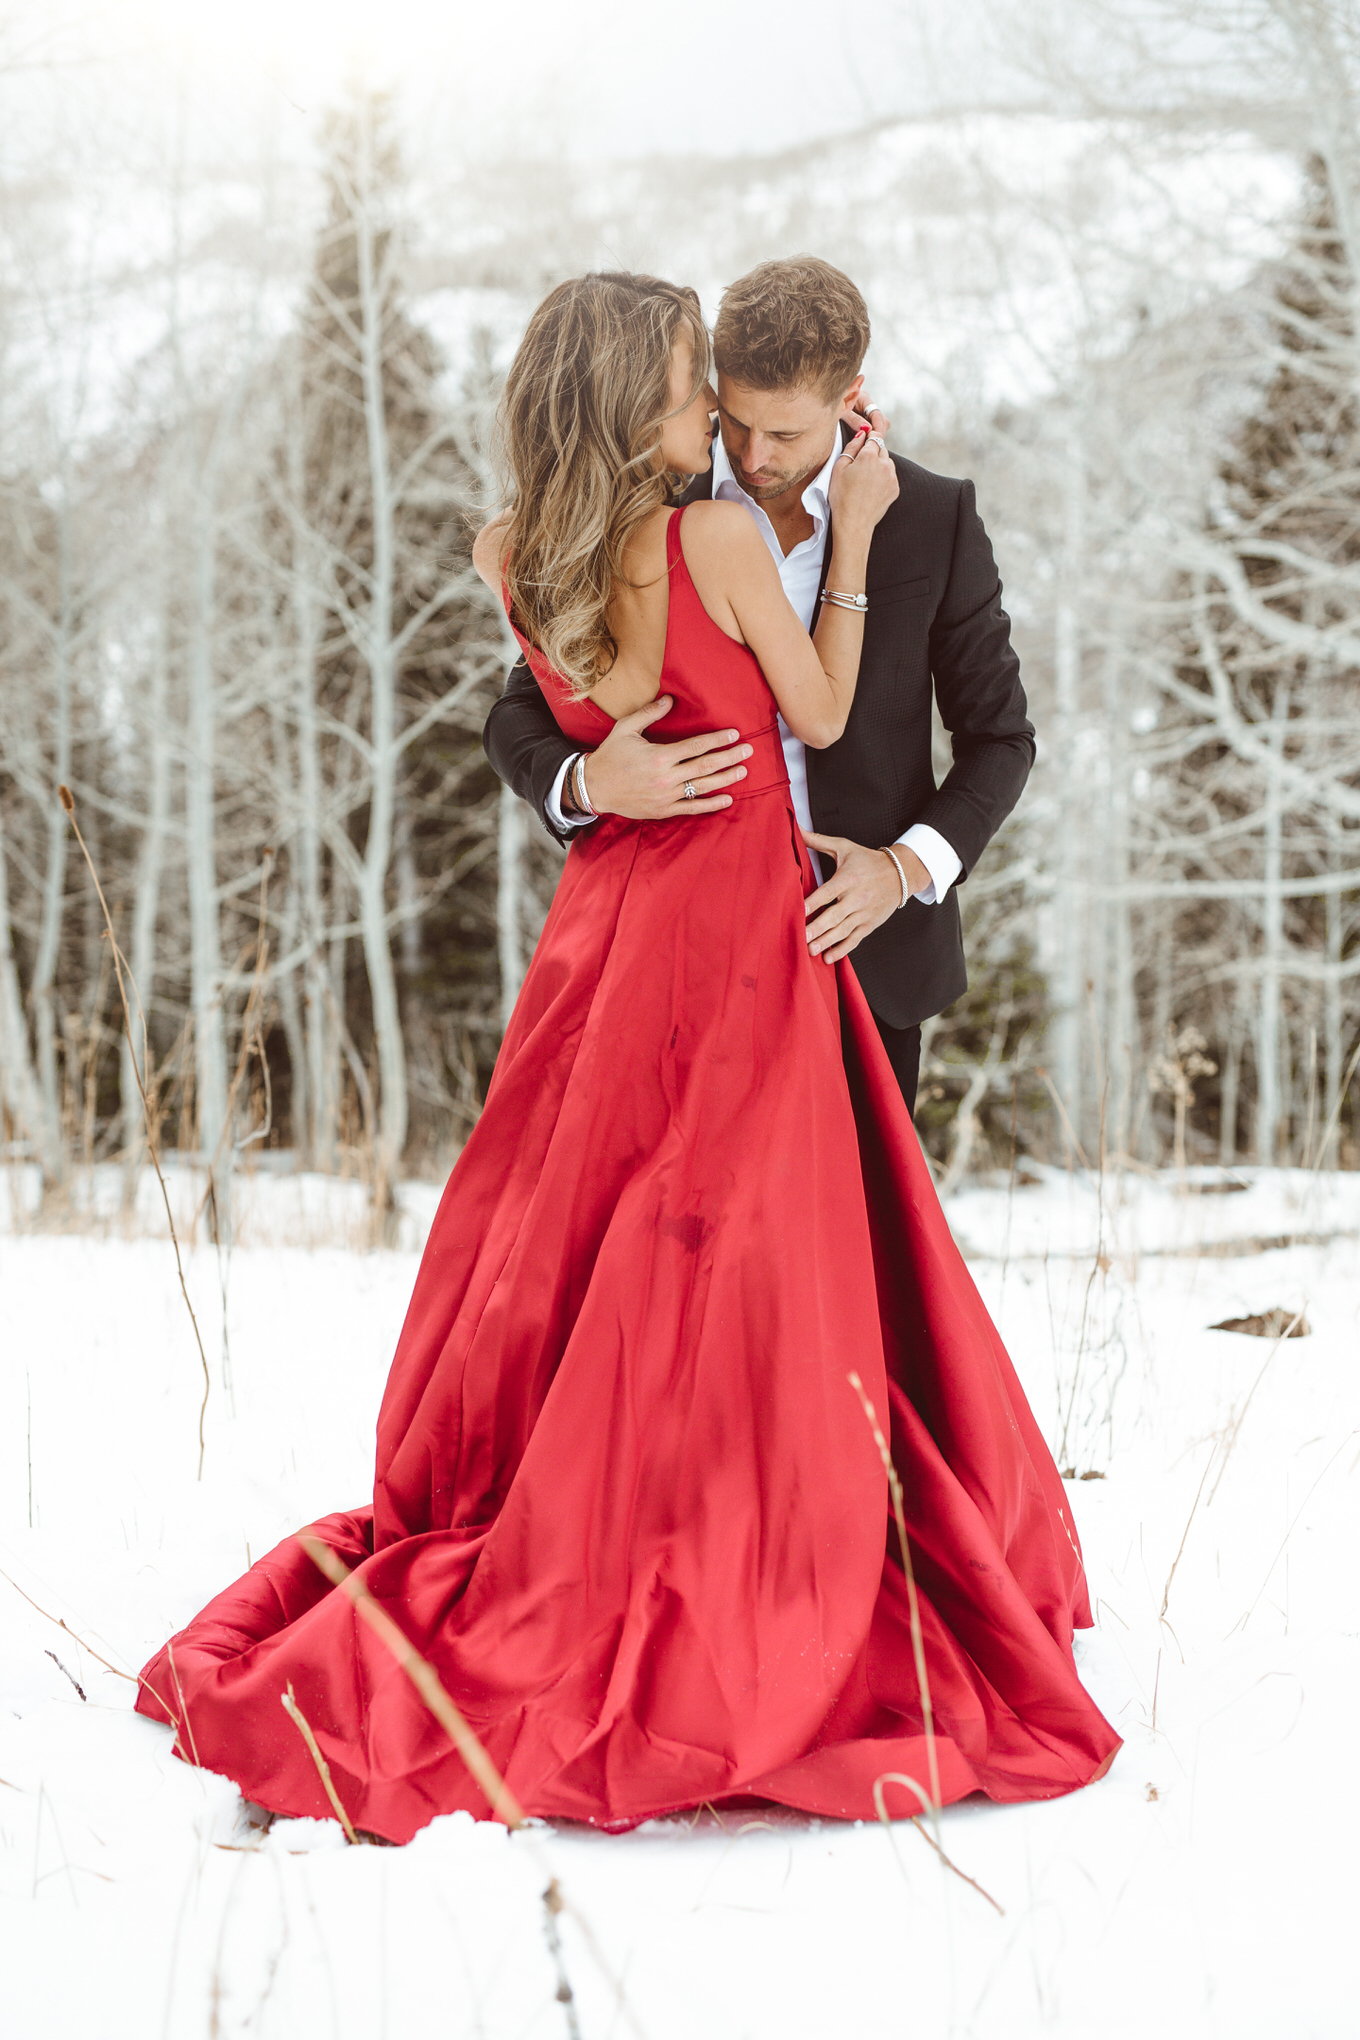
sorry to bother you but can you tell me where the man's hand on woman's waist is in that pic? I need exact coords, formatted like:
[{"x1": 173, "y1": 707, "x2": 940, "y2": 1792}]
[{"x1": 552, "y1": 696, "x2": 753, "y2": 826}]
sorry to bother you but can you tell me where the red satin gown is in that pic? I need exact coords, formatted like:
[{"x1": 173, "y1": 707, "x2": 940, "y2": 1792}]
[{"x1": 136, "y1": 508, "x2": 1119, "y2": 1839}]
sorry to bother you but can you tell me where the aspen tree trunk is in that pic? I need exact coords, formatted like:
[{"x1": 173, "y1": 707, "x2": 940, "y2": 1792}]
[
  {"x1": 1048, "y1": 412, "x2": 1085, "y2": 1144},
  {"x1": 1321, "y1": 812, "x2": 1344, "y2": 1170},
  {"x1": 185, "y1": 485, "x2": 230, "y2": 1230},
  {"x1": 0, "y1": 808, "x2": 61, "y2": 1181},
  {"x1": 28, "y1": 491, "x2": 73, "y2": 1184},
  {"x1": 121, "y1": 601, "x2": 171, "y2": 1198},
  {"x1": 1255, "y1": 685, "x2": 1289, "y2": 1166},
  {"x1": 1102, "y1": 649, "x2": 1136, "y2": 1159},
  {"x1": 285, "y1": 409, "x2": 338, "y2": 1172},
  {"x1": 1219, "y1": 986, "x2": 1243, "y2": 1168},
  {"x1": 267, "y1": 694, "x2": 309, "y2": 1160},
  {"x1": 351, "y1": 138, "x2": 407, "y2": 1194}
]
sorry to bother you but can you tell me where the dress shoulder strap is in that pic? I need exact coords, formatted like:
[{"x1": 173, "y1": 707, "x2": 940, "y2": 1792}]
[{"x1": 665, "y1": 504, "x2": 687, "y2": 573}]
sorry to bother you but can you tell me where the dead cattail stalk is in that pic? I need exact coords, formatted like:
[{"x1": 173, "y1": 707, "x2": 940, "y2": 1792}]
[
  {"x1": 297, "y1": 1533, "x2": 598, "y2": 2040},
  {"x1": 58, "y1": 784, "x2": 213, "y2": 1480},
  {"x1": 281, "y1": 1682, "x2": 358, "y2": 1843},
  {"x1": 871, "y1": 1774, "x2": 1004, "y2": 1914},
  {"x1": 848, "y1": 1372, "x2": 941, "y2": 1821}
]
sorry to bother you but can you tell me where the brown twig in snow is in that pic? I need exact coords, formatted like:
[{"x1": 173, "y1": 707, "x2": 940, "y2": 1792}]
[
  {"x1": 281, "y1": 1682, "x2": 358, "y2": 1843},
  {"x1": 58, "y1": 784, "x2": 212, "y2": 1480},
  {"x1": 45, "y1": 1650, "x2": 86, "y2": 1701}
]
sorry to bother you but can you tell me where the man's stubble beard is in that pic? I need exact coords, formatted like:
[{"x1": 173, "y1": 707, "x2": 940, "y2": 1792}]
[{"x1": 724, "y1": 434, "x2": 837, "y2": 509}]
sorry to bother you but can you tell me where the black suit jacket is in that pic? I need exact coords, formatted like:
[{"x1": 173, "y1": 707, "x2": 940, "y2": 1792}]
[{"x1": 482, "y1": 434, "x2": 1034, "y2": 1028}]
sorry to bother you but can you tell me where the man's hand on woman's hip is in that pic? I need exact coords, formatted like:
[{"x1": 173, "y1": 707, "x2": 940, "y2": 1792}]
[
  {"x1": 578, "y1": 696, "x2": 752, "y2": 821},
  {"x1": 802, "y1": 830, "x2": 929, "y2": 963}
]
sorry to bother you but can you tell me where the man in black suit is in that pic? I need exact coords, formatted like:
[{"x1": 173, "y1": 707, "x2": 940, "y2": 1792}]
[{"x1": 483, "y1": 257, "x2": 1034, "y2": 1111}]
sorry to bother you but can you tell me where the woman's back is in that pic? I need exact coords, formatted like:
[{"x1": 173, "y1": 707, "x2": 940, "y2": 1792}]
[{"x1": 506, "y1": 507, "x2": 791, "y2": 792}]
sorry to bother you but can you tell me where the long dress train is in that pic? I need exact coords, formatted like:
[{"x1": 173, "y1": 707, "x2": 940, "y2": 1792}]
[{"x1": 136, "y1": 509, "x2": 1119, "y2": 1840}]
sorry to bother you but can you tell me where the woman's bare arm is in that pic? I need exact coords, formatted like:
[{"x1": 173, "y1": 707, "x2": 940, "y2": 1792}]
[{"x1": 681, "y1": 441, "x2": 898, "y2": 748}]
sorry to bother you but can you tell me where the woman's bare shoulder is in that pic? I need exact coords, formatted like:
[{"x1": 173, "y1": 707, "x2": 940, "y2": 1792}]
[
  {"x1": 680, "y1": 499, "x2": 760, "y2": 548},
  {"x1": 472, "y1": 515, "x2": 512, "y2": 590},
  {"x1": 679, "y1": 500, "x2": 771, "y2": 579}
]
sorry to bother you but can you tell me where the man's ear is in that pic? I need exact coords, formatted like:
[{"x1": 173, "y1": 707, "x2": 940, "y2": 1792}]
[{"x1": 837, "y1": 373, "x2": 867, "y2": 433}]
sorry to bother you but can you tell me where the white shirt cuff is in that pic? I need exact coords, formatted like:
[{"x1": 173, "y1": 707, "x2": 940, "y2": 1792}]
[
  {"x1": 546, "y1": 753, "x2": 593, "y2": 832},
  {"x1": 894, "y1": 822, "x2": 961, "y2": 906}
]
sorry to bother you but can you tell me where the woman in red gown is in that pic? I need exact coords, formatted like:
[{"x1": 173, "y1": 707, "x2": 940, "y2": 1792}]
[{"x1": 136, "y1": 275, "x2": 1119, "y2": 1841}]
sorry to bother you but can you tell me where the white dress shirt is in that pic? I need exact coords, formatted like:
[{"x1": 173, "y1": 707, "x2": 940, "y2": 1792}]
[{"x1": 547, "y1": 435, "x2": 962, "y2": 907}]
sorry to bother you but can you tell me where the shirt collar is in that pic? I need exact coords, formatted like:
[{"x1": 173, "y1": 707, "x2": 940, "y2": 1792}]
[{"x1": 711, "y1": 426, "x2": 843, "y2": 525}]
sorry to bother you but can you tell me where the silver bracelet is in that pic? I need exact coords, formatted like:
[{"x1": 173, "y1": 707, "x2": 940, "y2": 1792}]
[
  {"x1": 819, "y1": 588, "x2": 868, "y2": 612},
  {"x1": 572, "y1": 753, "x2": 596, "y2": 819},
  {"x1": 879, "y1": 845, "x2": 910, "y2": 910}
]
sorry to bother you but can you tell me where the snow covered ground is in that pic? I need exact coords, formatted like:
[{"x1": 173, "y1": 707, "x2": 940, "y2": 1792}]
[{"x1": 1, "y1": 1163, "x2": 1356, "y2": 2039}]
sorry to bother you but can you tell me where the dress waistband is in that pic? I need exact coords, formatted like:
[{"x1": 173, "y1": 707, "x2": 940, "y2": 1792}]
[{"x1": 726, "y1": 718, "x2": 790, "y2": 803}]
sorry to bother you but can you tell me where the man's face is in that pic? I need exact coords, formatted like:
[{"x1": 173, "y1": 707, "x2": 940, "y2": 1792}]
[{"x1": 715, "y1": 371, "x2": 863, "y2": 505}]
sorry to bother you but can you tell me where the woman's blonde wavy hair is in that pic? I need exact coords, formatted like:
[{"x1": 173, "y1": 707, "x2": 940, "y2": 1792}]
[{"x1": 496, "y1": 272, "x2": 711, "y2": 695}]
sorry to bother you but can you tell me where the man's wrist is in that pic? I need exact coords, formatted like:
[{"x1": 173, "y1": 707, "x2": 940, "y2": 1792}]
[
  {"x1": 880, "y1": 845, "x2": 911, "y2": 909},
  {"x1": 547, "y1": 753, "x2": 592, "y2": 832},
  {"x1": 560, "y1": 752, "x2": 596, "y2": 822}
]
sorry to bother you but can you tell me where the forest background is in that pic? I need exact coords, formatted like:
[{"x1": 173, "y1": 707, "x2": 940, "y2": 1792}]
[{"x1": 3, "y1": 0, "x2": 1358, "y2": 1229}]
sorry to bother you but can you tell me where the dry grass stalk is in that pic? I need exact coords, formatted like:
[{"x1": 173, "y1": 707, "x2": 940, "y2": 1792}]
[
  {"x1": 58, "y1": 784, "x2": 213, "y2": 1479},
  {"x1": 1307, "y1": 1032, "x2": 1360, "y2": 1173},
  {"x1": 1159, "y1": 1441, "x2": 1215, "y2": 1625},
  {"x1": 871, "y1": 1774, "x2": 1004, "y2": 1915},
  {"x1": 297, "y1": 1534, "x2": 597, "y2": 2040},
  {"x1": 848, "y1": 1372, "x2": 941, "y2": 1817},
  {"x1": 167, "y1": 1641, "x2": 202, "y2": 1769},
  {"x1": 1035, "y1": 1065, "x2": 1092, "y2": 1173},
  {"x1": 299, "y1": 1532, "x2": 523, "y2": 1826},
  {"x1": 1206, "y1": 1303, "x2": 1307, "y2": 1507},
  {"x1": 0, "y1": 1561, "x2": 178, "y2": 1724},
  {"x1": 848, "y1": 1377, "x2": 1006, "y2": 1913},
  {"x1": 281, "y1": 1681, "x2": 358, "y2": 1843}
]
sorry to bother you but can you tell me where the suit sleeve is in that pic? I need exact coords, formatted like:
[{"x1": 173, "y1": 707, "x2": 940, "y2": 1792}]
[
  {"x1": 483, "y1": 655, "x2": 579, "y2": 846},
  {"x1": 916, "y1": 480, "x2": 1035, "y2": 880}
]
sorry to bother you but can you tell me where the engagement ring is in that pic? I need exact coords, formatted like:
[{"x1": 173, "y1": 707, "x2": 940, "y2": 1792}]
[{"x1": 683, "y1": 782, "x2": 696, "y2": 800}]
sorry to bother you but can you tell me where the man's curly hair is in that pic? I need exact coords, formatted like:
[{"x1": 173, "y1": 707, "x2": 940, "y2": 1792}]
[{"x1": 713, "y1": 257, "x2": 870, "y2": 403}]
